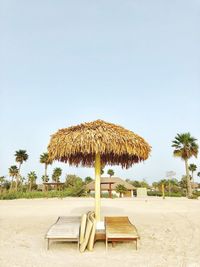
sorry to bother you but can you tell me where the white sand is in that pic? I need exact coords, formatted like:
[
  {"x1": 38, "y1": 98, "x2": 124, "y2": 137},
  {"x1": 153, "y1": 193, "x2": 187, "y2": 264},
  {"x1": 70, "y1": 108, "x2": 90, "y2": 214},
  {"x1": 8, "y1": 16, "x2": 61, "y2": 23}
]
[{"x1": 0, "y1": 197, "x2": 200, "y2": 267}]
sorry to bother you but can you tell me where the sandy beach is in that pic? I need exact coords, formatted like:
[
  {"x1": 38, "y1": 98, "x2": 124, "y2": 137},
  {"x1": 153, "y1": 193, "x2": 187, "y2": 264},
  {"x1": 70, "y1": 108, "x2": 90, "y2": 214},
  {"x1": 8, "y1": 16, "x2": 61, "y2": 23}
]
[{"x1": 0, "y1": 197, "x2": 200, "y2": 267}]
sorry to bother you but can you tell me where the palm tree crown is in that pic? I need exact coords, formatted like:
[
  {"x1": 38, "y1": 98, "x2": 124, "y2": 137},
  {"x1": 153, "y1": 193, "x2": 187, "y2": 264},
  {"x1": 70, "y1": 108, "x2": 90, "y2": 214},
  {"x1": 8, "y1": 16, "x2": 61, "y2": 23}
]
[
  {"x1": 15, "y1": 150, "x2": 28, "y2": 166},
  {"x1": 189, "y1": 163, "x2": 197, "y2": 173},
  {"x1": 52, "y1": 167, "x2": 62, "y2": 182},
  {"x1": 107, "y1": 169, "x2": 114, "y2": 178},
  {"x1": 9, "y1": 165, "x2": 19, "y2": 177},
  {"x1": 28, "y1": 171, "x2": 37, "y2": 183},
  {"x1": 40, "y1": 152, "x2": 51, "y2": 164},
  {"x1": 172, "y1": 132, "x2": 198, "y2": 198},
  {"x1": 172, "y1": 133, "x2": 198, "y2": 160}
]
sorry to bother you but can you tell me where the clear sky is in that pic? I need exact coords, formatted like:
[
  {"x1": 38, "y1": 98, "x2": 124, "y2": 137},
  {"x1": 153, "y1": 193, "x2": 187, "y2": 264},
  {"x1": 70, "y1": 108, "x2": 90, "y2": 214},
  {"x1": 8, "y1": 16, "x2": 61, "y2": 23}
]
[{"x1": 1, "y1": 0, "x2": 200, "y2": 184}]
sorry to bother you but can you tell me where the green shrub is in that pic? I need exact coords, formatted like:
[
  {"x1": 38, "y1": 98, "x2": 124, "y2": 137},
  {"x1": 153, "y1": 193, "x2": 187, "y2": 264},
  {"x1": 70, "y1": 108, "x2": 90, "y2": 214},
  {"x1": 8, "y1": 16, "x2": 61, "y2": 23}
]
[
  {"x1": 66, "y1": 186, "x2": 86, "y2": 197},
  {"x1": 165, "y1": 192, "x2": 185, "y2": 197},
  {"x1": 193, "y1": 191, "x2": 200, "y2": 197},
  {"x1": 188, "y1": 194, "x2": 198, "y2": 199},
  {"x1": 101, "y1": 192, "x2": 117, "y2": 198},
  {"x1": 147, "y1": 191, "x2": 162, "y2": 197},
  {"x1": 188, "y1": 191, "x2": 199, "y2": 199},
  {"x1": 3, "y1": 181, "x2": 11, "y2": 190},
  {"x1": 147, "y1": 191, "x2": 185, "y2": 197},
  {"x1": 88, "y1": 192, "x2": 117, "y2": 198},
  {"x1": 0, "y1": 189, "x2": 85, "y2": 200}
]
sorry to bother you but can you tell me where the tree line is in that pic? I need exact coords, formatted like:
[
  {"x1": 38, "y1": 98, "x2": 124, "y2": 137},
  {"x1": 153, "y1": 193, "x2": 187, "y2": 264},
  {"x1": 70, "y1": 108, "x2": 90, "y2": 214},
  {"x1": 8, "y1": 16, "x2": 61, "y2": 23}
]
[{"x1": 0, "y1": 132, "x2": 199, "y2": 199}]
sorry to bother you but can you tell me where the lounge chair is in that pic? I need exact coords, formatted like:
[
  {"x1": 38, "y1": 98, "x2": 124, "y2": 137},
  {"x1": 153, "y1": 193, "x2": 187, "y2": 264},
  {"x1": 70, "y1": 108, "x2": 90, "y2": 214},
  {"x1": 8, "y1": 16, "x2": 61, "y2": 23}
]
[
  {"x1": 45, "y1": 216, "x2": 81, "y2": 249},
  {"x1": 105, "y1": 216, "x2": 140, "y2": 250},
  {"x1": 45, "y1": 212, "x2": 96, "y2": 252}
]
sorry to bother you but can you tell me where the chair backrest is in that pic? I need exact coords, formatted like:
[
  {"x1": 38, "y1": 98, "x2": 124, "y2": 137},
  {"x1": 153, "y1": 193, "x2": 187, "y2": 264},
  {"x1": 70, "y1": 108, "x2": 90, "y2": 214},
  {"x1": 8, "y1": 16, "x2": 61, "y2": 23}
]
[{"x1": 105, "y1": 216, "x2": 130, "y2": 225}]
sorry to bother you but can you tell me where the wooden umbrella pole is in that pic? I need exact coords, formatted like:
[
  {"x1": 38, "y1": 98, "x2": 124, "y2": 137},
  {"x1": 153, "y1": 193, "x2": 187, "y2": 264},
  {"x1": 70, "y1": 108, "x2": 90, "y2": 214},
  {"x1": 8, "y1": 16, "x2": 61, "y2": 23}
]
[{"x1": 95, "y1": 152, "x2": 101, "y2": 222}]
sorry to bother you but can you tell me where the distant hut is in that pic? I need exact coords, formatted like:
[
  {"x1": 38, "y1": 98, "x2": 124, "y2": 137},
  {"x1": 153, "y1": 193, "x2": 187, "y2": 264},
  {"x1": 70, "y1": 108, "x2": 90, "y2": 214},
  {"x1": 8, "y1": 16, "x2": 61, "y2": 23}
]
[{"x1": 86, "y1": 177, "x2": 136, "y2": 197}]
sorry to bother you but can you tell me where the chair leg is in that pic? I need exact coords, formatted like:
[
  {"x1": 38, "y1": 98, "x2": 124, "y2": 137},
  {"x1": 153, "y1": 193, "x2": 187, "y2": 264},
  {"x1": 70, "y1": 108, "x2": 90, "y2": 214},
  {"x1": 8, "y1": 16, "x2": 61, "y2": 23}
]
[
  {"x1": 112, "y1": 241, "x2": 116, "y2": 247},
  {"x1": 105, "y1": 238, "x2": 108, "y2": 251}
]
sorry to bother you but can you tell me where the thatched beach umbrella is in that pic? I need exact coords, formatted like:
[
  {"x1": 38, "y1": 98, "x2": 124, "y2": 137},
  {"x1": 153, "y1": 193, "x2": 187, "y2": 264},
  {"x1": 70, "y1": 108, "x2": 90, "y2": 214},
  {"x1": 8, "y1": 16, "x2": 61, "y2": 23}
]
[{"x1": 47, "y1": 120, "x2": 151, "y2": 222}]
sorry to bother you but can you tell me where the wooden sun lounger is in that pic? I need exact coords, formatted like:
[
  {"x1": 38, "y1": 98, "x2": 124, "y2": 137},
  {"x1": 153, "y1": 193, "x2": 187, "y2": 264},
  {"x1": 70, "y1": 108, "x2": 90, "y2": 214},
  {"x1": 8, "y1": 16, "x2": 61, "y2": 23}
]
[
  {"x1": 105, "y1": 216, "x2": 140, "y2": 250},
  {"x1": 45, "y1": 216, "x2": 81, "y2": 249}
]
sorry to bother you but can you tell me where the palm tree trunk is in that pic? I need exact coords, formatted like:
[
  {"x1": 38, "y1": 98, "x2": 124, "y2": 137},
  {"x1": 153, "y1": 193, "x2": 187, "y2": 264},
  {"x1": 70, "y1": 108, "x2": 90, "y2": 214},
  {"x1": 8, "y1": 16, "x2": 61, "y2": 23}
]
[
  {"x1": 16, "y1": 163, "x2": 22, "y2": 191},
  {"x1": 18, "y1": 162, "x2": 21, "y2": 173},
  {"x1": 10, "y1": 177, "x2": 13, "y2": 192},
  {"x1": 45, "y1": 164, "x2": 47, "y2": 180},
  {"x1": 15, "y1": 174, "x2": 18, "y2": 191},
  {"x1": 191, "y1": 171, "x2": 194, "y2": 189},
  {"x1": 185, "y1": 159, "x2": 192, "y2": 197},
  {"x1": 162, "y1": 183, "x2": 165, "y2": 199},
  {"x1": 29, "y1": 182, "x2": 32, "y2": 191}
]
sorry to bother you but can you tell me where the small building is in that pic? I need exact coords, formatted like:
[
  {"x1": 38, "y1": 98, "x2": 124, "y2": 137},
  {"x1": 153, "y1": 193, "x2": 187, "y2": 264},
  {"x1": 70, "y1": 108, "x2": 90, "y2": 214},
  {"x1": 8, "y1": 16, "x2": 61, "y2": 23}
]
[
  {"x1": 136, "y1": 187, "x2": 147, "y2": 197},
  {"x1": 85, "y1": 177, "x2": 136, "y2": 198},
  {"x1": 42, "y1": 182, "x2": 65, "y2": 191}
]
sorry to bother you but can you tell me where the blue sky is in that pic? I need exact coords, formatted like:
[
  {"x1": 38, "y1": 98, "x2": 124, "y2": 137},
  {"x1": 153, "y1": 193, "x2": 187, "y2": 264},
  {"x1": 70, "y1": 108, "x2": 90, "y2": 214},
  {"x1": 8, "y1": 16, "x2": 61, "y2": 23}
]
[{"x1": 1, "y1": 0, "x2": 200, "y2": 183}]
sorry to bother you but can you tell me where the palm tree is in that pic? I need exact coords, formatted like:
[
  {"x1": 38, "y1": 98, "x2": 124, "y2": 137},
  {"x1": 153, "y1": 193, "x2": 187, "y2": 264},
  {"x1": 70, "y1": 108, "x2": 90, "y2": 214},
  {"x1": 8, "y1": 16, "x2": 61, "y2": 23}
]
[
  {"x1": 0, "y1": 176, "x2": 5, "y2": 193},
  {"x1": 41, "y1": 175, "x2": 49, "y2": 192},
  {"x1": 116, "y1": 184, "x2": 127, "y2": 198},
  {"x1": 41, "y1": 175, "x2": 49, "y2": 182},
  {"x1": 189, "y1": 164, "x2": 197, "y2": 184},
  {"x1": 8, "y1": 165, "x2": 19, "y2": 191},
  {"x1": 52, "y1": 168, "x2": 62, "y2": 190},
  {"x1": 40, "y1": 152, "x2": 52, "y2": 182},
  {"x1": 179, "y1": 175, "x2": 187, "y2": 195},
  {"x1": 15, "y1": 150, "x2": 28, "y2": 190},
  {"x1": 107, "y1": 169, "x2": 114, "y2": 178},
  {"x1": 172, "y1": 133, "x2": 199, "y2": 198},
  {"x1": 27, "y1": 171, "x2": 37, "y2": 191}
]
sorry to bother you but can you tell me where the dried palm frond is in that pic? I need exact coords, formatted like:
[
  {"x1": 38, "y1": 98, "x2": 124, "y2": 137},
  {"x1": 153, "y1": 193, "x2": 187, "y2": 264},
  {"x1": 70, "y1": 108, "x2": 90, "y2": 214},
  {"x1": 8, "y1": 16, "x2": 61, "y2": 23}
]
[{"x1": 48, "y1": 120, "x2": 151, "y2": 168}]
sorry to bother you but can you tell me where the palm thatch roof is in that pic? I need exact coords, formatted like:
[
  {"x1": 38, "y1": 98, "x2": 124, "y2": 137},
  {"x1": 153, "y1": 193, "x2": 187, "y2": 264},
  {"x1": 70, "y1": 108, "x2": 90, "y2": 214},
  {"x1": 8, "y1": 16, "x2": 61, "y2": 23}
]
[
  {"x1": 86, "y1": 177, "x2": 136, "y2": 191},
  {"x1": 48, "y1": 120, "x2": 151, "y2": 168}
]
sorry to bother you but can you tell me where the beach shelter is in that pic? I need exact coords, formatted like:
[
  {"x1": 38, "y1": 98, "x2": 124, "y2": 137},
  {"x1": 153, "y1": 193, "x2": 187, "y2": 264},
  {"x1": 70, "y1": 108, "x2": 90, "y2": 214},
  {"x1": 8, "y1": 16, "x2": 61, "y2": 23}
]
[{"x1": 47, "y1": 120, "x2": 151, "y2": 222}]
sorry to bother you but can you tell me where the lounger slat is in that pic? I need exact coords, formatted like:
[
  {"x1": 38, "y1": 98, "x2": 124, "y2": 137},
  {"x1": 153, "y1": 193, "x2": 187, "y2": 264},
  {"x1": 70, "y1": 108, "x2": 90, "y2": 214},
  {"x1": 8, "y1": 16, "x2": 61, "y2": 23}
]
[
  {"x1": 105, "y1": 216, "x2": 139, "y2": 250},
  {"x1": 45, "y1": 216, "x2": 81, "y2": 249},
  {"x1": 58, "y1": 216, "x2": 81, "y2": 223}
]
